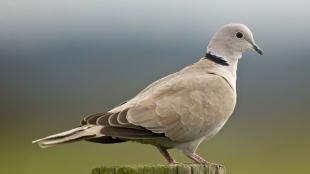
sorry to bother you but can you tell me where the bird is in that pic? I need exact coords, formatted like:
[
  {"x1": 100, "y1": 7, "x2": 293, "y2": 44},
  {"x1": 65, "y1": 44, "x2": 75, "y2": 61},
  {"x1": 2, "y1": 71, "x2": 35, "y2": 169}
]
[{"x1": 32, "y1": 23, "x2": 263, "y2": 164}]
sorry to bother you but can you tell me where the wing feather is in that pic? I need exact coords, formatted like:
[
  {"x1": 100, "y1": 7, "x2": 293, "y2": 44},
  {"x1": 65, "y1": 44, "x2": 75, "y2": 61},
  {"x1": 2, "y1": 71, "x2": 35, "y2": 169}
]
[{"x1": 116, "y1": 109, "x2": 130, "y2": 125}]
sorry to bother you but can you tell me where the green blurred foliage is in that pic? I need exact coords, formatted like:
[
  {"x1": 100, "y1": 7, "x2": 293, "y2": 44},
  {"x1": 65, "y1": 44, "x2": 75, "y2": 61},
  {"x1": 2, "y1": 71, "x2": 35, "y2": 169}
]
[{"x1": 1, "y1": 117, "x2": 309, "y2": 174}]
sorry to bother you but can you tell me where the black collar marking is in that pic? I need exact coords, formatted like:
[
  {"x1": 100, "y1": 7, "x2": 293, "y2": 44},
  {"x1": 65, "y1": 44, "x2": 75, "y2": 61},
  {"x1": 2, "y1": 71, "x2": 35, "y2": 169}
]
[{"x1": 204, "y1": 52, "x2": 229, "y2": 66}]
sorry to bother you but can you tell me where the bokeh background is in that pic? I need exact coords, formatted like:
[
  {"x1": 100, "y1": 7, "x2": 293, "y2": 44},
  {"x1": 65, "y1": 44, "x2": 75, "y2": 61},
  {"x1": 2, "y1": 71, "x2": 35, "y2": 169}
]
[{"x1": 0, "y1": 1, "x2": 309, "y2": 174}]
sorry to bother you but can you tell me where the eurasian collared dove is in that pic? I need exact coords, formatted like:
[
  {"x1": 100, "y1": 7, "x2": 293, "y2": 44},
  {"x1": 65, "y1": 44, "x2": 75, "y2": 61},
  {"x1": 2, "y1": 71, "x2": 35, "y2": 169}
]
[{"x1": 33, "y1": 23, "x2": 263, "y2": 164}]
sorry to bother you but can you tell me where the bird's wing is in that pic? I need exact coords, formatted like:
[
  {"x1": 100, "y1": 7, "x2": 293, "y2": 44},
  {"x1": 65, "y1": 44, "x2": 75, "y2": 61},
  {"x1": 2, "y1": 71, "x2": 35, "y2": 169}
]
[
  {"x1": 82, "y1": 71, "x2": 234, "y2": 142},
  {"x1": 81, "y1": 112, "x2": 164, "y2": 140},
  {"x1": 124, "y1": 72, "x2": 235, "y2": 142}
]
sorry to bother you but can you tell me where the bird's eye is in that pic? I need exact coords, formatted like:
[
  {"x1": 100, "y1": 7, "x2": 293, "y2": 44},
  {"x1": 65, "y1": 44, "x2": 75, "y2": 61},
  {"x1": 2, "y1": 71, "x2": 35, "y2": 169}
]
[{"x1": 236, "y1": 32, "x2": 243, "y2": 38}]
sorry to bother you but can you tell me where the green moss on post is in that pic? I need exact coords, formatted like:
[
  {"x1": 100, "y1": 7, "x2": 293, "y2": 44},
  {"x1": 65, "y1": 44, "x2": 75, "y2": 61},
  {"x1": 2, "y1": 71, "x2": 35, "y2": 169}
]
[{"x1": 92, "y1": 163, "x2": 225, "y2": 174}]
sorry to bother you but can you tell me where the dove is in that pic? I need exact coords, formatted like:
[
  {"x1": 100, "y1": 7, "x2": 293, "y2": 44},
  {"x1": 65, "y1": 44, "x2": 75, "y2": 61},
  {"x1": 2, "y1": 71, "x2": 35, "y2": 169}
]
[{"x1": 32, "y1": 23, "x2": 263, "y2": 164}]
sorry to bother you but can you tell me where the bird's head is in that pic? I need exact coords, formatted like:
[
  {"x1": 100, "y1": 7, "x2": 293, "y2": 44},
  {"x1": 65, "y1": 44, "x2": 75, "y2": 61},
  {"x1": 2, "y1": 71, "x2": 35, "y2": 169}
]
[{"x1": 207, "y1": 23, "x2": 263, "y2": 61}]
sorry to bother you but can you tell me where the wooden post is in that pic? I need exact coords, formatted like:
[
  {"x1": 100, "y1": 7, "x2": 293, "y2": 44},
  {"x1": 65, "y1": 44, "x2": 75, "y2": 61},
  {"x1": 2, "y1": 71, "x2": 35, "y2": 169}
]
[{"x1": 92, "y1": 163, "x2": 225, "y2": 174}]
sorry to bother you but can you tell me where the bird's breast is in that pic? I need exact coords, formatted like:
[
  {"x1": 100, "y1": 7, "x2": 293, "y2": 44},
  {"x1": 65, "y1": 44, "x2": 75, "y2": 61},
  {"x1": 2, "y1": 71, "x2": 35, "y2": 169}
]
[{"x1": 197, "y1": 78, "x2": 236, "y2": 138}]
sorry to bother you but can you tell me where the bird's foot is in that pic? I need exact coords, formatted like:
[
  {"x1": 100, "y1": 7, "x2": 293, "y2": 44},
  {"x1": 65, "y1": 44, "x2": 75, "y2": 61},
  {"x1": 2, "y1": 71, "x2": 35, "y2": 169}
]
[
  {"x1": 157, "y1": 146, "x2": 179, "y2": 165},
  {"x1": 186, "y1": 152, "x2": 210, "y2": 165},
  {"x1": 168, "y1": 160, "x2": 179, "y2": 165}
]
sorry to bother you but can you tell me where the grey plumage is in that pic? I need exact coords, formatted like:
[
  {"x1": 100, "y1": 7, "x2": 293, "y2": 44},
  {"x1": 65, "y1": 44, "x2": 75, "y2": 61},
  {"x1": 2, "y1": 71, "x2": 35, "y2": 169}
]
[{"x1": 33, "y1": 23, "x2": 263, "y2": 164}]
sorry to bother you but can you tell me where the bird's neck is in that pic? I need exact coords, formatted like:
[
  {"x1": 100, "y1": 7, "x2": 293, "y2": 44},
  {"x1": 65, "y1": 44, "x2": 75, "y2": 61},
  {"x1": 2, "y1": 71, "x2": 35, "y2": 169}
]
[
  {"x1": 204, "y1": 50, "x2": 239, "y2": 80},
  {"x1": 207, "y1": 41, "x2": 242, "y2": 61},
  {"x1": 227, "y1": 59, "x2": 238, "y2": 81},
  {"x1": 192, "y1": 50, "x2": 239, "y2": 91}
]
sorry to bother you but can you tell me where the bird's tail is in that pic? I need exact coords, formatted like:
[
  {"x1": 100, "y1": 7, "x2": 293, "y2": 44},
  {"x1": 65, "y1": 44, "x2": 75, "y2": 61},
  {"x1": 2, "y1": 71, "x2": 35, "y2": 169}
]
[{"x1": 32, "y1": 126, "x2": 101, "y2": 148}]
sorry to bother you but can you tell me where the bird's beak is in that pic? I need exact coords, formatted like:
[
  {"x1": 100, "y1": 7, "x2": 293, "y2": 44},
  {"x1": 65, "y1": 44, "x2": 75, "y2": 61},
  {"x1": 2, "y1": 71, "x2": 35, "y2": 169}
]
[{"x1": 251, "y1": 43, "x2": 263, "y2": 55}]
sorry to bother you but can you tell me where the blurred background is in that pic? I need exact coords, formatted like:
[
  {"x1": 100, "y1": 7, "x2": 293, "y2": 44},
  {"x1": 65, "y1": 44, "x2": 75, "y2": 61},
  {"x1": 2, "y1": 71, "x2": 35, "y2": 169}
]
[{"x1": 0, "y1": 0, "x2": 309, "y2": 174}]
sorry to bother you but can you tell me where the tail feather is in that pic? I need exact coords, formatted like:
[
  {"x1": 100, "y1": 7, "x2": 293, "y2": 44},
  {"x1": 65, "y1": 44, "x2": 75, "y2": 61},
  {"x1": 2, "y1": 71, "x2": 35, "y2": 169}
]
[{"x1": 32, "y1": 126, "x2": 102, "y2": 148}]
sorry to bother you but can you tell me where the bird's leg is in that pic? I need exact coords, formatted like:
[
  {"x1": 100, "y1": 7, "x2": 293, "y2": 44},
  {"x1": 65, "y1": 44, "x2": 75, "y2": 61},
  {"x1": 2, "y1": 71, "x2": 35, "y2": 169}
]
[
  {"x1": 157, "y1": 146, "x2": 178, "y2": 164},
  {"x1": 185, "y1": 152, "x2": 209, "y2": 164}
]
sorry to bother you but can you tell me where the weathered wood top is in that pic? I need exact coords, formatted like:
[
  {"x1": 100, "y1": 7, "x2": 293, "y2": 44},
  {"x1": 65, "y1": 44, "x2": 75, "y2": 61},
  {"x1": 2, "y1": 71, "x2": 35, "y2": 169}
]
[{"x1": 92, "y1": 163, "x2": 225, "y2": 174}]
